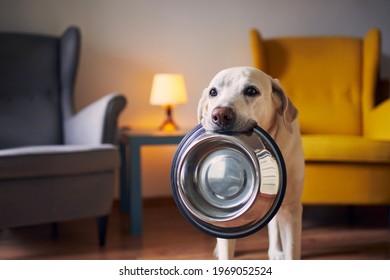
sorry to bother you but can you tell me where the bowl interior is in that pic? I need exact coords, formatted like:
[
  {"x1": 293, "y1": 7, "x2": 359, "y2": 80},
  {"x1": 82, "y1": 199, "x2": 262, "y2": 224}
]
[{"x1": 177, "y1": 134, "x2": 259, "y2": 222}]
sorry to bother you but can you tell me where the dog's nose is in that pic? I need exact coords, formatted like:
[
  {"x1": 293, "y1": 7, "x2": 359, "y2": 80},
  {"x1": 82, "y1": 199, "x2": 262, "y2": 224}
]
[{"x1": 212, "y1": 107, "x2": 235, "y2": 127}]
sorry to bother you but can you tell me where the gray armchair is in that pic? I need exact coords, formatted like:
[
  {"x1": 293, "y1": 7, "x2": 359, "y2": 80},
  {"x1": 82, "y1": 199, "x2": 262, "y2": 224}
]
[{"x1": 0, "y1": 26, "x2": 126, "y2": 246}]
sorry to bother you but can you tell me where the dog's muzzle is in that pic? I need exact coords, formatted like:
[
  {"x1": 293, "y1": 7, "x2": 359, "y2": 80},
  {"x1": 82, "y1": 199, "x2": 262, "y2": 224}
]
[
  {"x1": 171, "y1": 124, "x2": 286, "y2": 239},
  {"x1": 206, "y1": 106, "x2": 257, "y2": 133}
]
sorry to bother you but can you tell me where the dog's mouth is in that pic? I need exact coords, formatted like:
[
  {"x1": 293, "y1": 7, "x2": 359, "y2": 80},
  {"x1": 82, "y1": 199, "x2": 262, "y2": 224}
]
[{"x1": 205, "y1": 119, "x2": 258, "y2": 134}]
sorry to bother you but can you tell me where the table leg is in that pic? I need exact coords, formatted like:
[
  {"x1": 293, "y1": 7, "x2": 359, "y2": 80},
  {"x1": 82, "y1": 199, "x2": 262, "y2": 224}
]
[
  {"x1": 119, "y1": 142, "x2": 128, "y2": 212},
  {"x1": 129, "y1": 139, "x2": 142, "y2": 235}
]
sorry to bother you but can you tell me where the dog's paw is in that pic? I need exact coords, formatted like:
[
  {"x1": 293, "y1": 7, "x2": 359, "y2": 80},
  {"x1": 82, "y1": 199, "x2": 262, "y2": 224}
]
[{"x1": 268, "y1": 249, "x2": 285, "y2": 260}]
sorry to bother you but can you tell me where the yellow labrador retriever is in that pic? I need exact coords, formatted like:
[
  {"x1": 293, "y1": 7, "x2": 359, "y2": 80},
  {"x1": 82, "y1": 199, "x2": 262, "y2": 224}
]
[{"x1": 197, "y1": 67, "x2": 305, "y2": 260}]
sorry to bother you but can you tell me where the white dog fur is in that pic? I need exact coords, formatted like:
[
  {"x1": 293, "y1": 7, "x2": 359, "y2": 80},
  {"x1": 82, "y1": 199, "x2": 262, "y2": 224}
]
[{"x1": 197, "y1": 67, "x2": 305, "y2": 260}]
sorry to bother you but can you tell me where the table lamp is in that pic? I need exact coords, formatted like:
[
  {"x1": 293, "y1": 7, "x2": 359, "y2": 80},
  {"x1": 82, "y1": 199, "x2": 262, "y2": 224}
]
[{"x1": 150, "y1": 73, "x2": 188, "y2": 131}]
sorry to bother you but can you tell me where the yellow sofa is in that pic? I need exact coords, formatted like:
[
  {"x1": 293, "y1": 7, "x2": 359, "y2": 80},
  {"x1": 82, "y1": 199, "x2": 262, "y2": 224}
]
[{"x1": 250, "y1": 28, "x2": 390, "y2": 207}]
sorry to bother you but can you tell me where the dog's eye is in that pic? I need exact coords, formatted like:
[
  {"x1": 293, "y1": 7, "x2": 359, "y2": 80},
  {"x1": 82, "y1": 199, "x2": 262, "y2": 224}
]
[
  {"x1": 244, "y1": 86, "x2": 259, "y2": 97},
  {"x1": 209, "y1": 88, "x2": 218, "y2": 97}
]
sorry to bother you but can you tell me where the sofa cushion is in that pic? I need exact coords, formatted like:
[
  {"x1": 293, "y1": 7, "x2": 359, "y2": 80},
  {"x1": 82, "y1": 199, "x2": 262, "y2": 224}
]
[
  {"x1": 302, "y1": 135, "x2": 390, "y2": 163},
  {"x1": 0, "y1": 144, "x2": 119, "y2": 180}
]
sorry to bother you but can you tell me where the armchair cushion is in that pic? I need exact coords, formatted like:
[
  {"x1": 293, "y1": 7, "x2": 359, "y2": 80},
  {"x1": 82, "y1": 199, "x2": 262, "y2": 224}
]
[
  {"x1": 0, "y1": 144, "x2": 119, "y2": 180},
  {"x1": 302, "y1": 135, "x2": 390, "y2": 164}
]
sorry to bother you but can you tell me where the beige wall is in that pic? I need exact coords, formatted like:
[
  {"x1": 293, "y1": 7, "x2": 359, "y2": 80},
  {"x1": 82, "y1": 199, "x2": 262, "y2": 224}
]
[{"x1": 1, "y1": 0, "x2": 390, "y2": 197}]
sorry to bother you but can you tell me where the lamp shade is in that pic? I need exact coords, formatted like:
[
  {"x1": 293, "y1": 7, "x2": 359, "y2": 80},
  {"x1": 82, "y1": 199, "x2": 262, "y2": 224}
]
[{"x1": 150, "y1": 74, "x2": 188, "y2": 106}]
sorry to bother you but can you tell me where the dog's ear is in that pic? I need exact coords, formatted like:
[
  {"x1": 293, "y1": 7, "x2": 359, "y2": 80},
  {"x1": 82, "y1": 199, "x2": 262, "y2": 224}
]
[
  {"x1": 271, "y1": 79, "x2": 298, "y2": 134},
  {"x1": 197, "y1": 88, "x2": 209, "y2": 123}
]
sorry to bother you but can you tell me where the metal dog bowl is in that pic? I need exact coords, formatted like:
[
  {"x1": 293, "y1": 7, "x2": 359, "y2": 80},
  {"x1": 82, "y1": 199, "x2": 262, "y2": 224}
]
[{"x1": 171, "y1": 124, "x2": 286, "y2": 239}]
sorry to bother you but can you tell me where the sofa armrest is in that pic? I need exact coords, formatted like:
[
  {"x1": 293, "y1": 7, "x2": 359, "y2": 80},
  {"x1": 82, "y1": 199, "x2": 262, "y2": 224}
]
[
  {"x1": 64, "y1": 93, "x2": 127, "y2": 145},
  {"x1": 365, "y1": 99, "x2": 390, "y2": 140}
]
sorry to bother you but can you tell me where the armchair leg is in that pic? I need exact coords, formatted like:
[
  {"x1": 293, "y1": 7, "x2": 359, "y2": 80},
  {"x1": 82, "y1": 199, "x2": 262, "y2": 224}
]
[
  {"x1": 51, "y1": 222, "x2": 59, "y2": 240},
  {"x1": 97, "y1": 216, "x2": 109, "y2": 247},
  {"x1": 347, "y1": 206, "x2": 356, "y2": 226},
  {"x1": 387, "y1": 206, "x2": 390, "y2": 230}
]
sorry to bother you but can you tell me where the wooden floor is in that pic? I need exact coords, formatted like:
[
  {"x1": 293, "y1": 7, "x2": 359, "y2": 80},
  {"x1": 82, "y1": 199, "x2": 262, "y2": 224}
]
[{"x1": 0, "y1": 198, "x2": 389, "y2": 260}]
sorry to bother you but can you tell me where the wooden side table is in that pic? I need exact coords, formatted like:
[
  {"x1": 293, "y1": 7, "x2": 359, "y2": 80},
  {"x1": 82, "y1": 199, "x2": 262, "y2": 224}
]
[{"x1": 118, "y1": 129, "x2": 187, "y2": 235}]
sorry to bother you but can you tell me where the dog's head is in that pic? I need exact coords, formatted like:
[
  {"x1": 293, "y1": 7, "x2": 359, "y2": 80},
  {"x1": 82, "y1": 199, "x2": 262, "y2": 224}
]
[{"x1": 197, "y1": 66, "x2": 298, "y2": 134}]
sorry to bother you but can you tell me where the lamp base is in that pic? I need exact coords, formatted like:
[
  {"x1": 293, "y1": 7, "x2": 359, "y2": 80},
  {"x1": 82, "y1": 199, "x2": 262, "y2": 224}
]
[
  {"x1": 159, "y1": 119, "x2": 179, "y2": 131},
  {"x1": 159, "y1": 105, "x2": 179, "y2": 131}
]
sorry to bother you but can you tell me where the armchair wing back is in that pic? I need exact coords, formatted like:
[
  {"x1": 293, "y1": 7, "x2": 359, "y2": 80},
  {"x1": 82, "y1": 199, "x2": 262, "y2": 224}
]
[
  {"x1": 250, "y1": 28, "x2": 381, "y2": 136},
  {"x1": 0, "y1": 27, "x2": 79, "y2": 148}
]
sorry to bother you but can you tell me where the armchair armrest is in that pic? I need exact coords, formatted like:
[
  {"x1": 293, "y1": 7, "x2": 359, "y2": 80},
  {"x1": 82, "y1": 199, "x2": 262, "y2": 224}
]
[
  {"x1": 64, "y1": 93, "x2": 127, "y2": 145},
  {"x1": 365, "y1": 99, "x2": 390, "y2": 140}
]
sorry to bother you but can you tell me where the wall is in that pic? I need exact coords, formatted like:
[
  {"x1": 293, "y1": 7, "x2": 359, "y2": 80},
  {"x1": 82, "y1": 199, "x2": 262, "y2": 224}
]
[{"x1": 1, "y1": 0, "x2": 390, "y2": 197}]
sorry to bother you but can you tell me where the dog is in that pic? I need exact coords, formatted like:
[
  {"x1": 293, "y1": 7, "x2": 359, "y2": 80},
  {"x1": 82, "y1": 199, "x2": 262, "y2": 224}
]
[{"x1": 197, "y1": 66, "x2": 305, "y2": 260}]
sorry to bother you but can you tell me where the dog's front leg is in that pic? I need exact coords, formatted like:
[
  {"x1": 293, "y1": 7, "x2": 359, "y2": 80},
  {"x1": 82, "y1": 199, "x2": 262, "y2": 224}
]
[
  {"x1": 214, "y1": 238, "x2": 236, "y2": 260},
  {"x1": 267, "y1": 217, "x2": 284, "y2": 260},
  {"x1": 276, "y1": 204, "x2": 303, "y2": 260}
]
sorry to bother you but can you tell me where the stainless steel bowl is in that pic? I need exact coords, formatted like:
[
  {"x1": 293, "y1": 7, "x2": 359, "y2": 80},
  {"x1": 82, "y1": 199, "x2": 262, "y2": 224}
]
[{"x1": 171, "y1": 124, "x2": 286, "y2": 239}]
